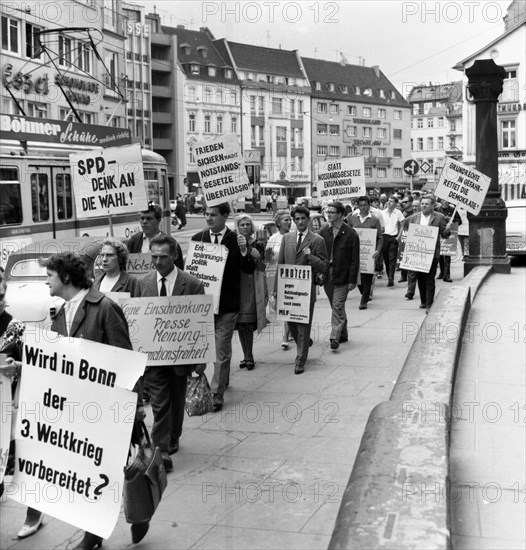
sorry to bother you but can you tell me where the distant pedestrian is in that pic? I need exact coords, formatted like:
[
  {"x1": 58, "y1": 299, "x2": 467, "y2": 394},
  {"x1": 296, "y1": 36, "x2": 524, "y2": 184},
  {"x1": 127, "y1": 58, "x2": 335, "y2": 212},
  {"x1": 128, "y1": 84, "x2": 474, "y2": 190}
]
[
  {"x1": 175, "y1": 194, "x2": 187, "y2": 229},
  {"x1": 379, "y1": 196, "x2": 405, "y2": 287}
]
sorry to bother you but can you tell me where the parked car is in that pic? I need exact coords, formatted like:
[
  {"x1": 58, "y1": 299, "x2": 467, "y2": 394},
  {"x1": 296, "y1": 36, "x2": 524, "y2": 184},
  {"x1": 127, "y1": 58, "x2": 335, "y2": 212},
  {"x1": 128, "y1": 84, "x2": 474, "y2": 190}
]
[
  {"x1": 505, "y1": 198, "x2": 526, "y2": 256},
  {"x1": 3, "y1": 238, "x2": 105, "y2": 328},
  {"x1": 295, "y1": 196, "x2": 322, "y2": 211}
]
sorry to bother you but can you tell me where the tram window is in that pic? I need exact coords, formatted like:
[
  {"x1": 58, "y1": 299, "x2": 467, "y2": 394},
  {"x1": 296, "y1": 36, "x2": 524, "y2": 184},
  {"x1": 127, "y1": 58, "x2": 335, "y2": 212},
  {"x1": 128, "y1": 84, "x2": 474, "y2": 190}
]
[
  {"x1": 56, "y1": 173, "x2": 73, "y2": 219},
  {"x1": 31, "y1": 173, "x2": 50, "y2": 222},
  {"x1": 144, "y1": 169, "x2": 159, "y2": 204},
  {"x1": 0, "y1": 169, "x2": 22, "y2": 225}
]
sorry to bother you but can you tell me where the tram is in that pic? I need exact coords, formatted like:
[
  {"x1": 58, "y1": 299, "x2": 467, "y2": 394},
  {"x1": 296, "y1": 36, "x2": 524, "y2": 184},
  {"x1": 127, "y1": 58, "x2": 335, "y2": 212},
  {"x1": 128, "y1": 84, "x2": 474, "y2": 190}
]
[{"x1": 0, "y1": 145, "x2": 170, "y2": 267}]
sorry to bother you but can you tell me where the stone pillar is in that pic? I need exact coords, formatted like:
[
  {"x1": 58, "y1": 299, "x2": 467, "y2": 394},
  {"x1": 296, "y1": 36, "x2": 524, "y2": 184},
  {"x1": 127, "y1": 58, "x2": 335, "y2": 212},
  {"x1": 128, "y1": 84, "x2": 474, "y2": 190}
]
[{"x1": 464, "y1": 59, "x2": 511, "y2": 275}]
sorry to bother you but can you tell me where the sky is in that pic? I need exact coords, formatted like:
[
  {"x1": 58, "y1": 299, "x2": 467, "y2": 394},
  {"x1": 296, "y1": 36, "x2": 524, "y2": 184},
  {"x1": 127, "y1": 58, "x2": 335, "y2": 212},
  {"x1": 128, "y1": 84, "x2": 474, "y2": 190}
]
[{"x1": 137, "y1": 0, "x2": 514, "y2": 97}]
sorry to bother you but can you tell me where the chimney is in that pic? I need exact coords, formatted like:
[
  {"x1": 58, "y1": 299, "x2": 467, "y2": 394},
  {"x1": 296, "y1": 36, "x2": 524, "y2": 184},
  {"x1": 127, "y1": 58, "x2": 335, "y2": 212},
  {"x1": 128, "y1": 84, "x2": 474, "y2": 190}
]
[{"x1": 177, "y1": 24, "x2": 185, "y2": 29}]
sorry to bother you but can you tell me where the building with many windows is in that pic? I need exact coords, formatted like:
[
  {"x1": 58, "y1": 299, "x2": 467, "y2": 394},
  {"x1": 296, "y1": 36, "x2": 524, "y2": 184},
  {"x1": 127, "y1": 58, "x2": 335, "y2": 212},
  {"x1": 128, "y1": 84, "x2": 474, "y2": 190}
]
[
  {"x1": 407, "y1": 81, "x2": 463, "y2": 189},
  {"x1": 1, "y1": 0, "x2": 128, "y2": 127},
  {"x1": 222, "y1": 41, "x2": 312, "y2": 196},
  {"x1": 302, "y1": 57, "x2": 411, "y2": 194},
  {"x1": 454, "y1": 0, "x2": 526, "y2": 199}
]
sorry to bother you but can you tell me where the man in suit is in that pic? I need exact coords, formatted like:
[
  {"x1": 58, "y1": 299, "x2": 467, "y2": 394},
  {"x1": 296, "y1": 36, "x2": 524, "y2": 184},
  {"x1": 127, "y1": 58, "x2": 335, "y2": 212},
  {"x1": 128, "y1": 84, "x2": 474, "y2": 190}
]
[
  {"x1": 135, "y1": 234, "x2": 205, "y2": 470},
  {"x1": 318, "y1": 201, "x2": 359, "y2": 349},
  {"x1": 126, "y1": 203, "x2": 184, "y2": 270},
  {"x1": 399, "y1": 194, "x2": 452, "y2": 312},
  {"x1": 275, "y1": 205, "x2": 328, "y2": 374},
  {"x1": 191, "y1": 202, "x2": 255, "y2": 412}
]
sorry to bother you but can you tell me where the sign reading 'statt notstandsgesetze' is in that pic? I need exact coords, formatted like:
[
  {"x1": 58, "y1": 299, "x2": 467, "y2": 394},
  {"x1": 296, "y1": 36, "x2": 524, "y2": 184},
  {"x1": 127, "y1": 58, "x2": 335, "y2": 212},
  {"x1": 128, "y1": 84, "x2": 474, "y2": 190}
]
[
  {"x1": 194, "y1": 134, "x2": 251, "y2": 207},
  {"x1": 316, "y1": 157, "x2": 365, "y2": 201},
  {"x1": 435, "y1": 158, "x2": 491, "y2": 215},
  {"x1": 70, "y1": 143, "x2": 147, "y2": 218}
]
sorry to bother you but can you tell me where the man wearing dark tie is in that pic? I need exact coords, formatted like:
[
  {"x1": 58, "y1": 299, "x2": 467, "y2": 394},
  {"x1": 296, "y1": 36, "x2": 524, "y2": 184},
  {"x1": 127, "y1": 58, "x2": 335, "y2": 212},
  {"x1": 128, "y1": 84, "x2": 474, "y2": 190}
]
[
  {"x1": 275, "y1": 206, "x2": 328, "y2": 374},
  {"x1": 191, "y1": 203, "x2": 255, "y2": 412},
  {"x1": 135, "y1": 234, "x2": 204, "y2": 471}
]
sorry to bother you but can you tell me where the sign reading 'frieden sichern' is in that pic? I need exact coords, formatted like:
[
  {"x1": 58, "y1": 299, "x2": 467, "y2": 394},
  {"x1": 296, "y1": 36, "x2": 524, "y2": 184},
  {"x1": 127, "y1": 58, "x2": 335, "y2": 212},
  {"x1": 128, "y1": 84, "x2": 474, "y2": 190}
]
[{"x1": 194, "y1": 134, "x2": 251, "y2": 207}]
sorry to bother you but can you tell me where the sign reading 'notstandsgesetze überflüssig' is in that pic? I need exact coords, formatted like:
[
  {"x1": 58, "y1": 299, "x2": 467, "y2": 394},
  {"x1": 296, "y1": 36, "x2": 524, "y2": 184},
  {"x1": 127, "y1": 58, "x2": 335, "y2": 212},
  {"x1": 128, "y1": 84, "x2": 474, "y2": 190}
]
[
  {"x1": 435, "y1": 158, "x2": 491, "y2": 215},
  {"x1": 194, "y1": 134, "x2": 251, "y2": 207}
]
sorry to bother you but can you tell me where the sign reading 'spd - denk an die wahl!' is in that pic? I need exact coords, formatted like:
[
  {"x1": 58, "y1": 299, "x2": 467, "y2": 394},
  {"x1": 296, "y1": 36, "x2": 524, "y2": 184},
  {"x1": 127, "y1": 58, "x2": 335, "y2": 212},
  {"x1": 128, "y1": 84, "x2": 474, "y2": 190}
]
[
  {"x1": 194, "y1": 133, "x2": 251, "y2": 207},
  {"x1": 435, "y1": 158, "x2": 491, "y2": 215},
  {"x1": 70, "y1": 143, "x2": 147, "y2": 218},
  {"x1": 316, "y1": 157, "x2": 365, "y2": 202}
]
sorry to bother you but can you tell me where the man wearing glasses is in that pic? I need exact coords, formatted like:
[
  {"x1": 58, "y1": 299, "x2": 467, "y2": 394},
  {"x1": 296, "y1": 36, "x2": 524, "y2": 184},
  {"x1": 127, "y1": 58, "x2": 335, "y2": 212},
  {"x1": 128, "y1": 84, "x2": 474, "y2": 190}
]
[{"x1": 318, "y1": 202, "x2": 359, "y2": 349}]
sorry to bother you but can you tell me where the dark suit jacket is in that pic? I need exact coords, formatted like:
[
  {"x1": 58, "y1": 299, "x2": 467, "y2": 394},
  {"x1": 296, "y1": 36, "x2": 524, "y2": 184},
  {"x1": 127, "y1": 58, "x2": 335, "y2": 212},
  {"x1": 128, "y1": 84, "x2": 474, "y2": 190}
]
[
  {"x1": 93, "y1": 271, "x2": 138, "y2": 295},
  {"x1": 125, "y1": 231, "x2": 184, "y2": 270},
  {"x1": 276, "y1": 230, "x2": 328, "y2": 303},
  {"x1": 318, "y1": 223, "x2": 360, "y2": 285},
  {"x1": 191, "y1": 228, "x2": 255, "y2": 315},
  {"x1": 135, "y1": 268, "x2": 205, "y2": 374},
  {"x1": 402, "y1": 211, "x2": 450, "y2": 259},
  {"x1": 52, "y1": 287, "x2": 132, "y2": 350}
]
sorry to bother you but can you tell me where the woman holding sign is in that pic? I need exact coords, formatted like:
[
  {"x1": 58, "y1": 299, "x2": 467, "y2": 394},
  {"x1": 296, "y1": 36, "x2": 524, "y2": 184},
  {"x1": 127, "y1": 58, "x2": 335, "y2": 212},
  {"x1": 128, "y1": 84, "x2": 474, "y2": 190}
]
[{"x1": 236, "y1": 214, "x2": 267, "y2": 370}]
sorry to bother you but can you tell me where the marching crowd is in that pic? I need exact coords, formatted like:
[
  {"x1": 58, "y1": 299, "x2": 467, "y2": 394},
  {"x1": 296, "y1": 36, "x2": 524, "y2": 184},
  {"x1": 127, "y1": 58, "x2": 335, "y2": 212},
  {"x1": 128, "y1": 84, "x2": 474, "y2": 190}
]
[{"x1": 0, "y1": 190, "x2": 463, "y2": 548}]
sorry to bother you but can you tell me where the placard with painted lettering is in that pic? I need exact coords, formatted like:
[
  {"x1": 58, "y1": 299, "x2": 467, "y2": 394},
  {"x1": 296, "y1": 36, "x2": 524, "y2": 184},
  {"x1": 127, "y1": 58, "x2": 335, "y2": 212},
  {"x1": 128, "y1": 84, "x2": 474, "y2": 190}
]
[
  {"x1": 70, "y1": 143, "x2": 147, "y2": 218},
  {"x1": 120, "y1": 295, "x2": 215, "y2": 366},
  {"x1": 9, "y1": 330, "x2": 147, "y2": 538},
  {"x1": 127, "y1": 253, "x2": 155, "y2": 276},
  {"x1": 435, "y1": 158, "x2": 491, "y2": 215},
  {"x1": 194, "y1": 133, "x2": 251, "y2": 207},
  {"x1": 184, "y1": 241, "x2": 228, "y2": 314},
  {"x1": 276, "y1": 264, "x2": 312, "y2": 324},
  {"x1": 399, "y1": 223, "x2": 439, "y2": 273},
  {"x1": 354, "y1": 228, "x2": 377, "y2": 274},
  {"x1": 440, "y1": 222, "x2": 458, "y2": 256},
  {"x1": 316, "y1": 157, "x2": 366, "y2": 201},
  {"x1": 0, "y1": 358, "x2": 13, "y2": 485}
]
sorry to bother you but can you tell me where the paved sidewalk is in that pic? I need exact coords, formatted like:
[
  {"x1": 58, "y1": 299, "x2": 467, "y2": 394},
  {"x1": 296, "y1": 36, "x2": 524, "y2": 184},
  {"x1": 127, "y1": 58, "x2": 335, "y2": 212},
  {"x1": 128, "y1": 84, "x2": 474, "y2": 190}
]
[
  {"x1": 1, "y1": 261, "x2": 464, "y2": 549},
  {"x1": 450, "y1": 269, "x2": 526, "y2": 550}
]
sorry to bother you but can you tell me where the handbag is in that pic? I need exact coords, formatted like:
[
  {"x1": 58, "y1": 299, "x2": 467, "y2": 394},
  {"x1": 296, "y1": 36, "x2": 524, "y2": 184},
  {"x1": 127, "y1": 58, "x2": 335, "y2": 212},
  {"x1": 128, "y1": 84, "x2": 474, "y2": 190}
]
[
  {"x1": 185, "y1": 373, "x2": 214, "y2": 416},
  {"x1": 123, "y1": 422, "x2": 167, "y2": 524}
]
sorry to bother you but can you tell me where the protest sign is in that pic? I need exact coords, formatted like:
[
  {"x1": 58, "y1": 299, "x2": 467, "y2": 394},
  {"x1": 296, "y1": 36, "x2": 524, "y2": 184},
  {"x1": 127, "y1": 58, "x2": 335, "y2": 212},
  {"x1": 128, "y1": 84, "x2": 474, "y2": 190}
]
[
  {"x1": 316, "y1": 157, "x2": 365, "y2": 202},
  {"x1": 440, "y1": 222, "x2": 458, "y2": 256},
  {"x1": 0, "y1": 355, "x2": 13, "y2": 485},
  {"x1": 354, "y1": 228, "x2": 377, "y2": 274},
  {"x1": 120, "y1": 295, "x2": 216, "y2": 366},
  {"x1": 9, "y1": 329, "x2": 148, "y2": 539},
  {"x1": 194, "y1": 134, "x2": 251, "y2": 207},
  {"x1": 400, "y1": 223, "x2": 439, "y2": 273},
  {"x1": 70, "y1": 143, "x2": 147, "y2": 218},
  {"x1": 435, "y1": 158, "x2": 491, "y2": 215},
  {"x1": 185, "y1": 241, "x2": 228, "y2": 314},
  {"x1": 127, "y1": 253, "x2": 155, "y2": 276},
  {"x1": 276, "y1": 264, "x2": 312, "y2": 324},
  {"x1": 396, "y1": 227, "x2": 408, "y2": 269}
]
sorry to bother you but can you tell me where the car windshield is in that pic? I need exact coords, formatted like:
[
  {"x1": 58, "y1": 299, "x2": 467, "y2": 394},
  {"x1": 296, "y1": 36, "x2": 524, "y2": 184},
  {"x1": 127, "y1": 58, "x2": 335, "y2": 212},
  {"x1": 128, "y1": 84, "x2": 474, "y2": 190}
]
[{"x1": 10, "y1": 259, "x2": 47, "y2": 278}]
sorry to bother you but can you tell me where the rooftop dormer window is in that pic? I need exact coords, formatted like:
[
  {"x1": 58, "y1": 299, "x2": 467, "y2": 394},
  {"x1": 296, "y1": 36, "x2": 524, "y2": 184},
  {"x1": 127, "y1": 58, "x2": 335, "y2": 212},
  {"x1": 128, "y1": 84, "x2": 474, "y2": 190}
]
[
  {"x1": 191, "y1": 64, "x2": 200, "y2": 75},
  {"x1": 327, "y1": 82, "x2": 335, "y2": 92},
  {"x1": 340, "y1": 85, "x2": 348, "y2": 94},
  {"x1": 180, "y1": 43, "x2": 190, "y2": 55},
  {"x1": 197, "y1": 46, "x2": 208, "y2": 58},
  {"x1": 315, "y1": 81, "x2": 321, "y2": 91},
  {"x1": 208, "y1": 66, "x2": 216, "y2": 76},
  {"x1": 225, "y1": 68, "x2": 233, "y2": 79},
  {"x1": 363, "y1": 88, "x2": 372, "y2": 96},
  {"x1": 378, "y1": 89, "x2": 385, "y2": 98}
]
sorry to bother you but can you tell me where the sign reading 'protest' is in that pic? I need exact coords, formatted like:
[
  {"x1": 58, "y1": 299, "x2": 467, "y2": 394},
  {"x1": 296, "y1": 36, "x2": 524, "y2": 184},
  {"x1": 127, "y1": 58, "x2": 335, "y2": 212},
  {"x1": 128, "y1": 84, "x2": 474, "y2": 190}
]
[
  {"x1": 276, "y1": 264, "x2": 312, "y2": 324},
  {"x1": 435, "y1": 158, "x2": 491, "y2": 215},
  {"x1": 70, "y1": 143, "x2": 147, "y2": 218},
  {"x1": 354, "y1": 228, "x2": 377, "y2": 274},
  {"x1": 400, "y1": 223, "x2": 439, "y2": 273},
  {"x1": 10, "y1": 328, "x2": 147, "y2": 539},
  {"x1": 120, "y1": 295, "x2": 216, "y2": 366},
  {"x1": 185, "y1": 241, "x2": 228, "y2": 314},
  {"x1": 194, "y1": 134, "x2": 251, "y2": 207},
  {"x1": 316, "y1": 157, "x2": 366, "y2": 201}
]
